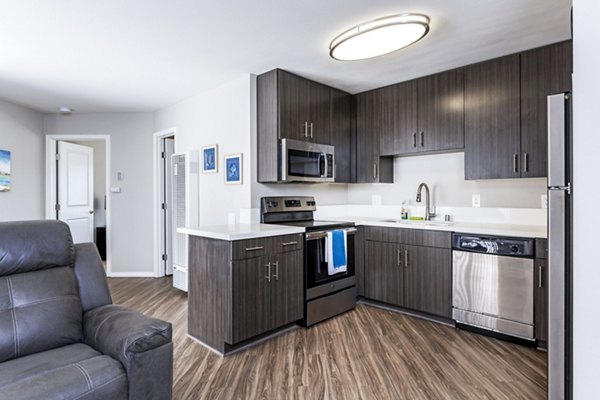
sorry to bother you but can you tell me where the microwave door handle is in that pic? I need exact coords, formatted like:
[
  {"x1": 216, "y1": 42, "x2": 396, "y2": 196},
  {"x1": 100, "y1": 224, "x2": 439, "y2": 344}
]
[{"x1": 320, "y1": 153, "x2": 327, "y2": 178}]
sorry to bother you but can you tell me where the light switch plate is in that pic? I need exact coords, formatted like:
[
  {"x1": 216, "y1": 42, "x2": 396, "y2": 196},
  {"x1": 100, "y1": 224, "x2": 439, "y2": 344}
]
[
  {"x1": 541, "y1": 194, "x2": 548, "y2": 209},
  {"x1": 472, "y1": 194, "x2": 481, "y2": 208},
  {"x1": 117, "y1": 171, "x2": 124, "y2": 181},
  {"x1": 110, "y1": 187, "x2": 121, "y2": 193},
  {"x1": 371, "y1": 195, "x2": 382, "y2": 206}
]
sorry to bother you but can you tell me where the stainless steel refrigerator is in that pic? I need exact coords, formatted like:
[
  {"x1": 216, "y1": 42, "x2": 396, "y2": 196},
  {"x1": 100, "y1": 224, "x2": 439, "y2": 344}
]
[{"x1": 547, "y1": 92, "x2": 573, "y2": 400}]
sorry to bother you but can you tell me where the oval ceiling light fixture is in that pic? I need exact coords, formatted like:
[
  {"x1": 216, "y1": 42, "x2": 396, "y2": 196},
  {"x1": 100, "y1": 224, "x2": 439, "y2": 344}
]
[{"x1": 329, "y1": 13, "x2": 430, "y2": 61}]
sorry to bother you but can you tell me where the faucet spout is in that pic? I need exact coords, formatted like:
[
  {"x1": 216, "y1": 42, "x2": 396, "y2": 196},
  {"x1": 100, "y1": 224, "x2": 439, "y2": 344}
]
[{"x1": 415, "y1": 182, "x2": 436, "y2": 221}]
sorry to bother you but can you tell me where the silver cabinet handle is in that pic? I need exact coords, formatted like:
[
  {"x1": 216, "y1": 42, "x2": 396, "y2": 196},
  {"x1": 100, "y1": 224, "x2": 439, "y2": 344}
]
[
  {"x1": 273, "y1": 260, "x2": 279, "y2": 281},
  {"x1": 397, "y1": 248, "x2": 401, "y2": 266},
  {"x1": 265, "y1": 262, "x2": 271, "y2": 283},
  {"x1": 245, "y1": 246, "x2": 264, "y2": 251},
  {"x1": 404, "y1": 250, "x2": 409, "y2": 268},
  {"x1": 513, "y1": 154, "x2": 519, "y2": 173},
  {"x1": 303, "y1": 121, "x2": 308, "y2": 138},
  {"x1": 309, "y1": 122, "x2": 314, "y2": 139},
  {"x1": 413, "y1": 132, "x2": 417, "y2": 147},
  {"x1": 373, "y1": 163, "x2": 378, "y2": 180},
  {"x1": 538, "y1": 265, "x2": 543, "y2": 288},
  {"x1": 420, "y1": 131, "x2": 424, "y2": 147},
  {"x1": 524, "y1": 153, "x2": 529, "y2": 173},
  {"x1": 281, "y1": 241, "x2": 298, "y2": 246}
]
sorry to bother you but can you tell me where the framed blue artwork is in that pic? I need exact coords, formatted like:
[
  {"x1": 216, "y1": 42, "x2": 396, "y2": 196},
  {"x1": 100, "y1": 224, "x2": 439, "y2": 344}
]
[
  {"x1": 0, "y1": 149, "x2": 11, "y2": 192},
  {"x1": 202, "y1": 144, "x2": 218, "y2": 173},
  {"x1": 224, "y1": 154, "x2": 243, "y2": 185}
]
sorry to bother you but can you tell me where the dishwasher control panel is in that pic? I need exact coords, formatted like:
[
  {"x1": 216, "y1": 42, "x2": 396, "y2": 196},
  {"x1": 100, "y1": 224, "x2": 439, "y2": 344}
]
[{"x1": 452, "y1": 234, "x2": 534, "y2": 257}]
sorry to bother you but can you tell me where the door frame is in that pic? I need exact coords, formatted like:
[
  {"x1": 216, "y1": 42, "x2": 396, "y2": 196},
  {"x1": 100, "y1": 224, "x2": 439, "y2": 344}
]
[
  {"x1": 153, "y1": 127, "x2": 177, "y2": 278},
  {"x1": 45, "y1": 134, "x2": 112, "y2": 275}
]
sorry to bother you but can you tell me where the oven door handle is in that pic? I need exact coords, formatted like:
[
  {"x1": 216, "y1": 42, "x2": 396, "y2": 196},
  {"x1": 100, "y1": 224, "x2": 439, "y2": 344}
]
[{"x1": 306, "y1": 227, "x2": 357, "y2": 241}]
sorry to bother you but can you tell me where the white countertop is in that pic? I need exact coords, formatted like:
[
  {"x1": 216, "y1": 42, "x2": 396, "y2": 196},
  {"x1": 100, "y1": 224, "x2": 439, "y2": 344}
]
[
  {"x1": 321, "y1": 217, "x2": 547, "y2": 239},
  {"x1": 178, "y1": 224, "x2": 305, "y2": 241}
]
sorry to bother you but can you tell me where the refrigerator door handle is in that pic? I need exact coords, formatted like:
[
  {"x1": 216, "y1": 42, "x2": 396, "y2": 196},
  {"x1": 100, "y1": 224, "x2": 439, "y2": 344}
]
[{"x1": 548, "y1": 94, "x2": 567, "y2": 187}]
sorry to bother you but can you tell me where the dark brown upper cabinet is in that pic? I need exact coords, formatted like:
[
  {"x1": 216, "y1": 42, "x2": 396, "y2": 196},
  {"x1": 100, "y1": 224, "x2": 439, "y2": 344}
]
[
  {"x1": 465, "y1": 54, "x2": 522, "y2": 180},
  {"x1": 376, "y1": 69, "x2": 464, "y2": 157},
  {"x1": 356, "y1": 90, "x2": 393, "y2": 183},
  {"x1": 330, "y1": 88, "x2": 353, "y2": 183},
  {"x1": 520, "y1": 41, "x2": 572, "y2": 178}
]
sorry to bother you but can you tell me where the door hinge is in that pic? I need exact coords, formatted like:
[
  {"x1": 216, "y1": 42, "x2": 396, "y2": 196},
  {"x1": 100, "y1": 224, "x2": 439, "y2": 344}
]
[
  {"x1": 161, "y1": 202, "x2": 167, "y2": 210},
  {"x1": 161, "y1": 151, "x2": 166, "y2": 159},
  {"x1": 55, "y1": 203, "x2": 61, "y2": 212},
  {"x1": 162, "y1": 254, "x2": 167, "y2": 261},
  {"x1": 55, "y1": 153, "x2": 60, "y2": 161}
]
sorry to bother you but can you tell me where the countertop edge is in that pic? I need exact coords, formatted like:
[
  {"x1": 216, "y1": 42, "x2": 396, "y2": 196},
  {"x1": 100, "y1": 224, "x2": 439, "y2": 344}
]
[{"x1": 177, "y1": 225, "x2": 306, "y2": 241}]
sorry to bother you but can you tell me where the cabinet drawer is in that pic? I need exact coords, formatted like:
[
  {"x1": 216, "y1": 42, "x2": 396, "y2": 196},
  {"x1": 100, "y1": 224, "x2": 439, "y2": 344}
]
[
  {"x1": 232, "y1": 234, "x2": 304, "y2": 260},
  {"x1": 365, "y1": 226, "x2": 451, "y2": 248}
]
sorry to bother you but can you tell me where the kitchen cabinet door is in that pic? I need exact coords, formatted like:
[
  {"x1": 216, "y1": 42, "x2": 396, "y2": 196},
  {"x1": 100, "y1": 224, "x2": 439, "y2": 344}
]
[
  {"x1": 229, "y1": 256, "x2": 271, "y2": 344},
  {"x1": 534, "y1": 258, "x2": 548, "y2": 348},
  {"x1": 308, "y1": 80, "x2": 331, "y2": 144},
  {"x1": 269, "y1": 250, "x2": 304, "y2": 331},
  {"x1": 364, "y1": 241, "x2": 403, "y2": 306},
  {"x1": 278, "y1": 70, "x2": 311, "y2": 141},
  {"x1": 418, "y1": 69, "x2": 465, "y2": 153},
  {"x1": 379, "y1": 81, "x2": 418, "y2": 156},
  {"x1": 330, "y1": 88, "x2": 353, "y2": 182},
  {"x1": 465, "y1": 54, "x2": 521, "y2": 180},
  {"x1": 520, "y1": 41, "x2": 572, "y2": 178},
  {"x1": 403, "y1": 245, "x2": 452, "y2": 318}
]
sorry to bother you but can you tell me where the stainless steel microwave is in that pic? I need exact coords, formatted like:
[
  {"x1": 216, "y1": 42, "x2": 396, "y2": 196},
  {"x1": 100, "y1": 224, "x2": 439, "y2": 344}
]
[{"x1": 280, "y1": 138, "x2": 335, "y2": 182}]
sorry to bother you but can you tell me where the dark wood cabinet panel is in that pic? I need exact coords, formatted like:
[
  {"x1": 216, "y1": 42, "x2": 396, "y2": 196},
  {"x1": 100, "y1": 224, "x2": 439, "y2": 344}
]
[
  {"x1": 379, "y1": 81, "x2": 418, "y2": 156},
  {"x1": 534, "y1": 258, "x2": 548, "y2": 348},
  {"x1": 418, "y1": 69, "x2": 465, "y2": 152},
  {"x1": 365, "y1": 226, "x2": 451, "y2": 249},
  {"x1": 330, "y1": 88, "x2": 353, "y2": 182},
  {"x1": 364, "y1": 241, "x2": 403, "y2": 306},
  {"x1": 465, "y1": 54, "x2": 521, "y2": 180},
  {"x1": 309, "y1": 80, "x2": 331, "y2": 144},
  {"x1": 269, "y1": 250, "x2": 304, "y2": 330},
  {"x1": 403, "y1": 245, "x2": 452, "y2": 318},
  {"x1": 521, "y1": 41, "x2": 572, "y2": 178},
  {"x1": 229, "y1": 256, "x2": 271, "y2": 344},
  {"x1": 355, "y1": 226, "x2": 365, "y2": 297},
  {"x1": 278, "y1": 70, "x2": 310, "y2": 141}
]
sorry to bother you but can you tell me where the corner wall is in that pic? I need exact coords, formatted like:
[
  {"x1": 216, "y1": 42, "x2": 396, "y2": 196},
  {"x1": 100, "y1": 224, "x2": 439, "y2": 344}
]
[{"x1": 0, "y1": 99, "x2": 44, "y2": 221}]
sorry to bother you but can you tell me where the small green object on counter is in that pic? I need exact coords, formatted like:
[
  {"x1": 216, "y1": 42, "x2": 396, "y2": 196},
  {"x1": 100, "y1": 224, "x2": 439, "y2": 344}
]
[{"x1": 408, "y1": 216, "x2": 424, "y2": 221}]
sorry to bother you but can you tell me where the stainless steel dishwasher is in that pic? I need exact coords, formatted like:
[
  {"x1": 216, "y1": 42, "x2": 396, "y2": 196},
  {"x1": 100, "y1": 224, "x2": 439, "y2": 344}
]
[{"x1": 452, "y1": 234, "x2": 535, "y2": 340}]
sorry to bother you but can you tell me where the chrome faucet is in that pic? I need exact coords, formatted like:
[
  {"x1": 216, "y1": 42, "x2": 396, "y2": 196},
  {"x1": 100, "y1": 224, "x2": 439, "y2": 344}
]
[{"x1": 416, "y1": 182, "x2": 436, "y2": 221}]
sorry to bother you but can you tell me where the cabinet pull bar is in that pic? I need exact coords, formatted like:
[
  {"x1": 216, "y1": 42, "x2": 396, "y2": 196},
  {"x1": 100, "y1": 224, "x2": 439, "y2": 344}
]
[
  {"x1": 397, "y1": 249, "x2": 401, "y2": 266},
  {"x1": 524, "y1": 153, "x2": 529, "y2": 173},
  {"x1": 373, "y1": 163, "x2": 378, "y2": 180},
  {"x1": 309, "y1": 122, "x2": 314, "y2": 139},
  {"x1": 513, "y1": 154, "x2": 519, "y2": 173},
  {"x1": 273, "y1": 261, "x2": 279, "y2": 281},
  {"x1": 281, "y1": 241, "x2": 298, "y2": 246},
  {"x1": 245, "y1": 246, "x2": 264, "y2": 251},
  {"x1": 265, "y1": 262, "x2": 271, "y2": 283},
  {"x1": 420, "y1": 131, "x2": 424, "y2": 147},
  {"x1": 413, "y1": 132, "x2": 417, "y2": 147},
  {"x1": 303, "y1": 121, "x2": 308, "y2": 138},
  {"x1": 538, "y1": 266, "x2": 543, "y2": 288},
  {"x1": 404, "y1": 250, "x2": 409, "y2": 268}
]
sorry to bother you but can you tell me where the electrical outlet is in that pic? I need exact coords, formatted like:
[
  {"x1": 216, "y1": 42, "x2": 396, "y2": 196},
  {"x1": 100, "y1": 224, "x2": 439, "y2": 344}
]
[
  {"x1": 371, "y1": 195, "x2": 382, "y2": 206},
  {"x1": 117, "y1": 171, "x2": 124, "y2": 181},
  {"x1": 541, "y1": 194, "x2": 548, "y2": 209},
  {"x1": 472, "y1": 194, "x2": 481, "y2": 208}
]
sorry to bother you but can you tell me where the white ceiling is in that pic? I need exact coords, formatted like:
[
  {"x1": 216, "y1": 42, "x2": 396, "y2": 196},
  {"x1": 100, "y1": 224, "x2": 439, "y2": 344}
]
[{"x1": 0, "y1": 0, "x2": 571, "y2": 113}]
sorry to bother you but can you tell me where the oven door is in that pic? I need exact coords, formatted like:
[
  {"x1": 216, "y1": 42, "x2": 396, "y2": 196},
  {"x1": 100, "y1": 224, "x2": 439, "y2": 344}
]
[
  {"x1": 305, "y1": 228, "x2": 355, "y2": 289},
  {"x1": 280, "y1": 138, "x2": 335, "y2": 182}
]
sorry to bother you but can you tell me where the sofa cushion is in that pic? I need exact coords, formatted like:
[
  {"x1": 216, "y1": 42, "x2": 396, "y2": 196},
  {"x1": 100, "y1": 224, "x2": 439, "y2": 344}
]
[
  {"x1": 0, "y1": 220, "x2": 74, "y2": 276},
  {"x1": 0, "y1": 267, "x2": 83, "y2": 363},
  {"x1": 0, "y1": 343, "x2": 127, "y2": 400}
]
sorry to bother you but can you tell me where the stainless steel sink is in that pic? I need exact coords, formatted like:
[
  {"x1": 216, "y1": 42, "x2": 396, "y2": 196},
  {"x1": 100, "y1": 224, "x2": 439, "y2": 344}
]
[{"x1": 380, "y1": 219, "x2": 454, "y2": 227}]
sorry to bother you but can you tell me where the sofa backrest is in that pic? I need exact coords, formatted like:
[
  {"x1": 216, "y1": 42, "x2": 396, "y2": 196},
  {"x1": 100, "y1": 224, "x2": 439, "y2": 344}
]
[{"x1": 0, "y1": 220, "x2": 83, "y2": 363}]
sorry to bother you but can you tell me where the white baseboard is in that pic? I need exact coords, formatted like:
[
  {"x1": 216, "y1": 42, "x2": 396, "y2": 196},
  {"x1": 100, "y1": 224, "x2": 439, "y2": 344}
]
[{"x1": 107, "y1": 272, "x2": 157, "y2": 278}]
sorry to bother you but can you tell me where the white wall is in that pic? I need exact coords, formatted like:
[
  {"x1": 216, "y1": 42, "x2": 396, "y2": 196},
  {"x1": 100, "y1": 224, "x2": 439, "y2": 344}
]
[
  {"x1": 43, "y1": 113, "x2": 154, "y2": 275},
  {"x1": 154, "y1": 75, "x2": 253, "y2": 225},
  {"x1": 0, "y1": 99, "x2": 44, "y2": 221},
  {"x1": 72, "y1": 140, "x2": 106, "y2": 227},
  {"x1": 347, "y1": 152, "x2": 547, "y2": 208},
  {"x1": 572, "y1": 2, "x2": 599, "y2": 399}
]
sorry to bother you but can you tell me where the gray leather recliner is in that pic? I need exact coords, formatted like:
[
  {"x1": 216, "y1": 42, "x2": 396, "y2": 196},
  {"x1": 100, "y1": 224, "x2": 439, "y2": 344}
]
[{"x1": 0, "y1": 220, "x2": 173, "y2": 400}]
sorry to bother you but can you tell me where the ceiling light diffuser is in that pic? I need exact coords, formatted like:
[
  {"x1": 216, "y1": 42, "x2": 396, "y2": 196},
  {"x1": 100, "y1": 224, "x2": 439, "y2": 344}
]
[{"x1": 329, "y1": 13, "x2": 430, "y2": 61}]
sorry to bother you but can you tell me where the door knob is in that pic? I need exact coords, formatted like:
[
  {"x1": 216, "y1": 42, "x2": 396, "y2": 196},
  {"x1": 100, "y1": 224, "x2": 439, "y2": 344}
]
[{"x1": 89, "y1": 210, "x2": 94, "y2": 214}]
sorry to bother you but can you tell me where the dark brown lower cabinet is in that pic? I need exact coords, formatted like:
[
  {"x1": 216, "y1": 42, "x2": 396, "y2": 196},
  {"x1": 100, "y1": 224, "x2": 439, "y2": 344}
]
[
  {"x1": 534, "y1": 258, "x2": 548, "y2": 348},
  {"x1": 269, "y1": 250, "x2": 304, "y2": 331},
  {"x1": 364, "y1": 241, "x2": 404, "y2": 306}
]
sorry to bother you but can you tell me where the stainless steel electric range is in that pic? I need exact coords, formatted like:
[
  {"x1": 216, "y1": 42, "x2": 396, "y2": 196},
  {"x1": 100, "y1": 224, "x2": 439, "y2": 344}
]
[{"x1": 261, "y1": 196, "x2": 357, "y2": 327}]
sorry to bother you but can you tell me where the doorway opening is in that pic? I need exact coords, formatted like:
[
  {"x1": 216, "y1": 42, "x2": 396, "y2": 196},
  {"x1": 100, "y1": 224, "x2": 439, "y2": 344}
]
[
  {"x1": 45, "y1": 135, "x2": 111, "y2": 274},
  {"x1": 153, "y1": 128, "x2": 176, "y2": 278}
]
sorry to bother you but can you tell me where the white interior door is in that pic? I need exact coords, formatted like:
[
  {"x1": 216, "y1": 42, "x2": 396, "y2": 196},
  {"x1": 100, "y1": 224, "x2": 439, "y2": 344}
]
[
  {"x1": 58, "y1": 141, "x2": 94, "y2": 243},
  {"x1": 162, "y1": 137, "x2": 175, "y2": 275}
]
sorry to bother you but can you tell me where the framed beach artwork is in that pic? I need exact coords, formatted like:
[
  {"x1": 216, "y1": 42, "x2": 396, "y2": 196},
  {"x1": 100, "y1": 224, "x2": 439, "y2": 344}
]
[
  {"x1": 202, "y1": 144, "x2": 218, "y2": 173},
  {"x1": 224, "y1": 154, "x2": 243, "y2": 185},
  {"x1": 0, "y1": 149, "x2": 11, "y2": 192}
]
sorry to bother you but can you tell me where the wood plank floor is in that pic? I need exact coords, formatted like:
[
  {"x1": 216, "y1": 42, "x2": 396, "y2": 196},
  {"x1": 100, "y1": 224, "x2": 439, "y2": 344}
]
[{"x1": 108, "y1": 277, "x2": 547, "y2": 400}]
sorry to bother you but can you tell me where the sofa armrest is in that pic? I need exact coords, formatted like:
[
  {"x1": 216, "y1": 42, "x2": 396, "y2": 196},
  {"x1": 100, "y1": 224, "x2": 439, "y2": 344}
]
[{"x1": 83, "y1": 304, "x2": 172, "y2": 369}]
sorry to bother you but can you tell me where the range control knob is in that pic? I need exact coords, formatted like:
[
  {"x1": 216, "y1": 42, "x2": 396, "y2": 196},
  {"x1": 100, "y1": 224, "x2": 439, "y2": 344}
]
[{"x1": 510, "y1": 245, "x2": 519, "y2": 253}]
